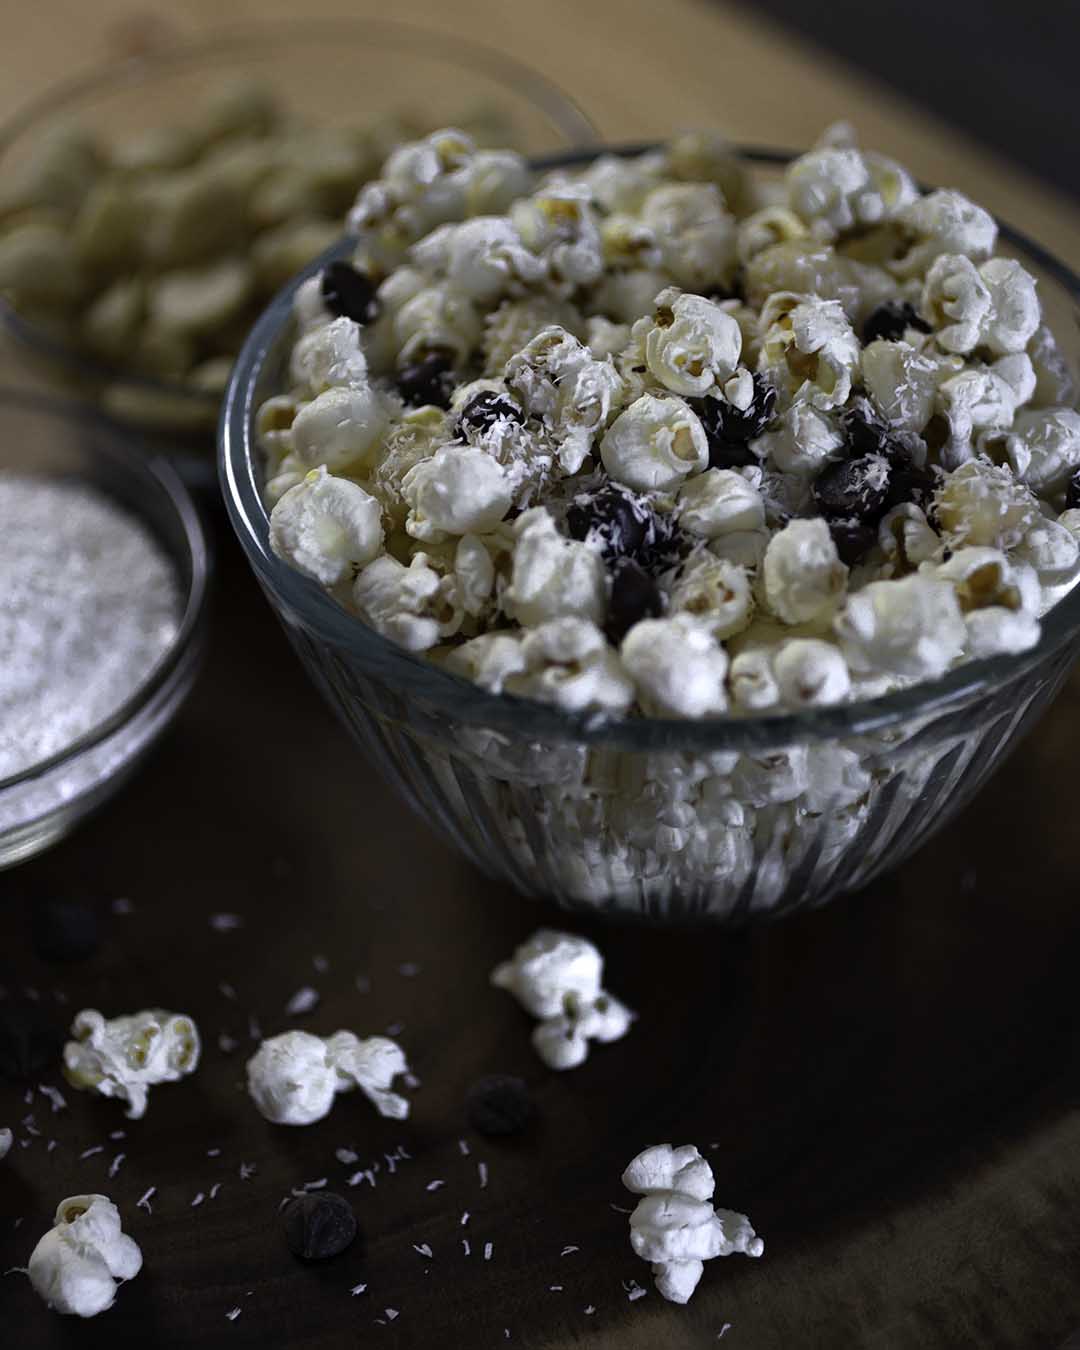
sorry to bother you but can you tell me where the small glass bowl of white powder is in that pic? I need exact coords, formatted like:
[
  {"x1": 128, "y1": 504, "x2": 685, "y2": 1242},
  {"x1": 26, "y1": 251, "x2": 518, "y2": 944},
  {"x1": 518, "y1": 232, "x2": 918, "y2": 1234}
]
[{"x1": 0, "y1": 389, "x2": 209, "y2": 866}]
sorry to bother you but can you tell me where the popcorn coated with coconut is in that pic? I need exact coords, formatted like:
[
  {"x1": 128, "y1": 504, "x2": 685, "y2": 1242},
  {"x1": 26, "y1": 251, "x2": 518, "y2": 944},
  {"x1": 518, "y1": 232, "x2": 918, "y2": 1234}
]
[
  {"x1": 759, "y1": 294, "x2": 861, "y2": 411},
  {"x1": 621, "y1": 616, "x2": 729, "y2": 717},
  {"x1": 669, "y1": 555, "x2": 754, "y2": 640},
  {"x1": 510, "y1": 183, "x2": 604, "y2": 293},
  {"x1": 62, "y1": 1009, "x2": 200, "y2": 1120},
  {"x1": 622, "y1": 1144, "x2": 763, "y2": 1305},
  {"x1": 1003, "y1": 407, "x2": 1080, "y2": 495},
  {"x1": 933, "y1": 545, "x2": 1041, "y2": 656},
  {"x1": 503, "y1": 508, "x2": 606, "y2": 627},
  {"x1": 482, "y1": 295, "x2": 585, "y2": 372},
  {"x1": 1028, "y1": 323, "x2": 1077, "y2": 407},
  {"x1": 1012, "y1": 516, "x2": 1080, "y2": 581},
  {"x1": 638, "y1": 288, "x2": 743, "y2": 397},
  {"x1": 786, "y1": 143, "x2": 916, "y2": 240},
  {"x1": 861, "y1": 338, "x2": 959, "y2": 432},
  {"x1": 246, "y1": 1028, "x2": 410, "y2": 1126},
  {"x1": 601, "y1": 393, "x2": 709, "y2": 492},
  {"x1": 835, "y1": 574, "x2": 966, "y2": 678},
  {"x1": 401, "y1": 443, "x2": 512, "y2": 541},
  {"x1": 640, "y1": 182, "x2": 737, "y2": 292},
  {"x1": 934, "y1": 457, "x2": 1040, "y2": 550},
  {"x1": 491, "y1": 928, "x2": 634, "y2": 1069},
  {"x1": 891, "y1": 189, "x2": 998, "y2": 278},
  {"x1": 393, "y1": 281, "x2": 481, "y2": 365},
  {"x1": 410, "y1": 216, "x2": 544, "y2": 303},
  {"x1": 291, "y1": 383, "x2": 388, "y2": 474},
  {"x1": 290, "y1": 316, "x2": 370, "y2": 394},
  {"x1": 352, "y1": 552, "x2": 460, "y2": 651},
  {"x1": 28, "y1": 1195, "x2": 142, "y2": 1318},
  {"x1": 678, "y1": 468, "x2": 765, "y2": 538},
  {"x1": 756, "y1": 402, "x2": 844, "y2": 476},
  {"x1": 763, "y1": 518, "x2": 847, "y2": 624},
  {"x1": 935, "y1": 365, "x2": 1026, "y2": 467},
  {"x1": 270, "y1": 466, "x2": 383, "y2": 586}
]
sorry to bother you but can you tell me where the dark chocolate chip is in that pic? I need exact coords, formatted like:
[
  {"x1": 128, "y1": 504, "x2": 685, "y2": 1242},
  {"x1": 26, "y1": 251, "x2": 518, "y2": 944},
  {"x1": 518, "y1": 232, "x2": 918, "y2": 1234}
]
[
  {"x1": 0, "y1": 1000, "x2": 63, "y2": 1081},
  {"x1": 692, "y1": 375, "x2": 776, "y2": 469},
  {"x1": 827, "y1": 518, "x2": 879, "y2": 566},
  {"x1": 566, "y1": 484, "x2": 650, "y2": 561},
  {"x1": 811, "y1": 453, "x2": 892, "y2": 523},
  {"x1": 842, "y1": 399, "x2": 894, "y2": 457},
  {"x1": 466, "y1": 1074, "x2": 535, "y2": 1137},
  {"x1": 456, "y1": 391, "x2": 524, "y2": 438},
  {"x1": 283, "y1": 1192, "x2": 358, "y2": 1261},
  {"x1": 607, "y1": 558, "x2": 663, "y2": 643},
  {"x1": 396, "y1": 351, "x2": 456, "y2": 409},
  {"x1": 320, "y1": 262, "x2": 379, "y2": 325},
  {"x1": 861, "y1": 300, "x2": 931, "y2": 346},
  {"x1": 31, "y1": 899, "x2": 100, "y2": 964}
]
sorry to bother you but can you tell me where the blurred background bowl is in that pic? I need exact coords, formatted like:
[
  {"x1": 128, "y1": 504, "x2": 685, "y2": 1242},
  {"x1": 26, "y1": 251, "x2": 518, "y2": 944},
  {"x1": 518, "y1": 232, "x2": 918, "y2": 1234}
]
[
  {"x1": 0, "y1": 18, "x2": 596, "y2": 481},
  {"x1": 0, "y1": 389, "x2": 210, "y2": 867}
]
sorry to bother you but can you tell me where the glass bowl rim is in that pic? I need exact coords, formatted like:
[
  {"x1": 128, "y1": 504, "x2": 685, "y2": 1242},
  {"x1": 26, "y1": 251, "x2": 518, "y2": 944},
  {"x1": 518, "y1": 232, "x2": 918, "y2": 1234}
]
[
  {"x1": 219, "y1": 141, "x2": 1080, "y2": 753},
  {"x1": 0, "y1": 15, "x2": 598, "y2": 403},
  {"x1": 0, "y1": 386, "x2": 211, "y2": 791}
]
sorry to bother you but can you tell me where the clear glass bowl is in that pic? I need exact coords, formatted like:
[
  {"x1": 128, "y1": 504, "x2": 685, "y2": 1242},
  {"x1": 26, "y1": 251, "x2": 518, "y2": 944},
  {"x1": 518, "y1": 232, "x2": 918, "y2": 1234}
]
[
  {"x1": 219, "y1": 146, "x2": 1080, "y2": 926},
  {"x1": 0, "y1": 390, "x2": 209, "y2": 868},
  {"x1": 0, "y1": 19, "x2": 596, "y2": 461}
]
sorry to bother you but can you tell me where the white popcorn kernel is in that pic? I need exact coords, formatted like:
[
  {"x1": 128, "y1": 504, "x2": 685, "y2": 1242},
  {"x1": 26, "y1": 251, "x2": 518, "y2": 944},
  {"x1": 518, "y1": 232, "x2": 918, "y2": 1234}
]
[
  {"x1": 642, "y1": 288, "x2": 743, "y2": 397},
  {"x1": 1013, "y1": 517, "x2": 1080, "y2": 579},
  {"x1": 990, "y1": 352, "x2": 1036, "y2": 409},
  {"x1": 623, "y1": 1145, "x2": 762, "y2": 1305},
  {"x1": 353, "y1": 553, "x2": 459, "y2": 652},
  {"x1": 936, "y1": 368, "x2": 1023, "y2": 468},
  {"x1": 532, "y1": 991, "x2": 635, "y2": 1071},
  {"x1": 593, "y1": 267, "x2": 671, "y2": 325},
  {"x1": 1028, "y1": 323, "x2": 1077, "y2": 406},
  {"x1": 678, "y1": 468, "x2": 765, "y2": 537},
  {"x1": 786, "y1": 146, "x2": 873, "y2": 236},
  {"x1": 835, "y1": 574, "x2": 966, "y2": 678},
  {"x1": 736, "y1": 206, "x2": 808, "y2": 266},
  {"x1": 585, "y1": 315, "x2": 632, "y2": 361},
  {"x1": 462, "y1": 149, "x2": 532, "y2": 215},
  {"x1": 28, "y1": 1195, "x2": 142, "y2": 1318},
  {"x1": 579, "y1": 152, "x2": 664, "y2": 214},
  {"x1": 1003, "y1": 407, "x2": 1080, "y2": 495},
  {"x1": 878, "y1": 503, "x2": 942, "y2": 572},
  {"x1": 270, "y1": 467, "x2": 383, "y2": 586},
  {"x1": 921, "y1": 253, "x2": 991, "y2": 354},
  {"x1": 600, "y1": 212, "x2": 662, "y2": 270},
  {"x1": 289, "y1": 317, "x2": 369, "y2": 394},
  {"x1": 411, "y1": 216, "x2": 544, "y2": 303},
  {"x1": 510, "y1": 184, "x2": 603, "y2": 291},
  {"x1": 62, "y1": 1009, "x2": 199, "y2": 1121},
  {"x1": 710, "y1": 528, "x2": 770, "y2": 571},
  {"x1": 641, "y1": 183, "x2": 736, "y2": 292},
  {"x1": 773, "y1": 638, "x2": 851, "y2": 707},
  {"x1": 256, "y1": 392, "x2": 301, "y2": 464},
  {"x1": 977, "y1": 257, "x2": 1040, "y2": 356},
  {"x1": 294, "y1": 273, "x2": 330, "y2": 332},
  {"x1": 0, "y1": 1126, "x2": 11, "y2": 1159},
  {"x1": 401, "y1": 444, "x2": 512, "y2": 540},
  {"x1": 620, "y1": 615, "x2": 728, "y2": 717},
  {"x1": 601, "y1": 393, "x2": 708, "y2": 493},
  {"x1": 759, "y1": 294, "x2": 860, "y2": 411},
  {"x1": 443, "y1": 631, "x2": 527, "y2": 693},
  {"x1": 934, "y1": 458, "x2": 1040, "y2": 550},
  {"x1": 861, "y1": 339, "x2": 959, "y2": 432},
  {"x1": 246, "y1": 1028, "x2": 410, "y2": 1126},
  {"x1": 505, "y1": 618, "x2": 634, "y2": 715},
  {"x1": 762, "y1": 518, "x2": 847, "y2": 624},
  {"x1": 669, "y1": 555, "x2": 754, "y2": 640},
  {"x1": 454, "y1": 533, "x2": 496, "y2": 616},
  {"x1": 892, "y1": 190, "x2": 998, "y2": 278},
  {"x1": 757, "y1": 402, "x2": 844, "y2": 476},
  {"x1": 503, "y1": 508, "x2": 605, "y2": 626},
  {"x1": 963, "y1": 606, "x2": 1040, "y2": 657},
  {"x1": 291, "y1": 384, "x2": 387, "y2": 474},
  {"x1": 729, "y1": 648, "x2": 780, "y2": 710},
  {"x1": 393, "y1": 282, "x2": 481, "y2": 365}
]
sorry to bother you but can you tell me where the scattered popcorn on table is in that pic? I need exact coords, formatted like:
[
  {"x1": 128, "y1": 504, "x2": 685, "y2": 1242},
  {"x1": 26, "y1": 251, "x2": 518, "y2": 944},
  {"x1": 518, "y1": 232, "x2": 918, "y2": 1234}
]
[
  {"x1": 491, "y1": 929, "x2": 634, "y2": 1069},
  {"x1": 27, "y1": 1194, "x2": 142, "y2": 1318},
  {"x1": 61, "y1": 1008, "x2": 200, "y2": 1120},
  {"x1": 246, "y1": 1029, "x2": 411, "y2": 1125},
  {"x1": 622, "y1": 1144, "x2": 763, "y2": 1304}
]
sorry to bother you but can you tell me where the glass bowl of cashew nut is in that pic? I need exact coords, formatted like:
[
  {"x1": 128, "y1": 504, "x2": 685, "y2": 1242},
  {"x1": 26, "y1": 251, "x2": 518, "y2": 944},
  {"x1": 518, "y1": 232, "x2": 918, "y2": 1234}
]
[
  {"x1": 0, "y1": 19, "x2": 595, "y2": 476},
  {"x1": 221, "y1": 128, "x2": 1080, "y2": 925}
]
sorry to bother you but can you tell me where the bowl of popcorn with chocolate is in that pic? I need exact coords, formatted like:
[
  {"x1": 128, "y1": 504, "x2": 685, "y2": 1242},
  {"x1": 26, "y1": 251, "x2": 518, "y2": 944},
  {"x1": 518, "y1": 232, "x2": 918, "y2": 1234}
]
[{"x1": 220, "y1": 124, "x2": 1080, "y2": 924}]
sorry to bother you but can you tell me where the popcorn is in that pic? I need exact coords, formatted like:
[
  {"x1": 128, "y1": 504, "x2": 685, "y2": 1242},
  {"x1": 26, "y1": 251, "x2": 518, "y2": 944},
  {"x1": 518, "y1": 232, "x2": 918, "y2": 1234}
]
[
  {"x1": 736, "y1": 206, "x2": 808, "y2": 266},
  {"x1": 622, "y1": 1144, "x2": 763, "y2": 1305},
  {"x1": 290, "y1": 316, "x2": 370, "y2": 394},
  {"x1": 503, "y1": 508, "x2": 605, "y2": 627},
  {"x1": 443, "y1": 631, "x2": 528, "y2": 693},
  {"x1": 922, "y1": 253, "x2": 991, "y2": 354},
  {"x1": 401, "y1": 444, "x2": 512, "y2": 540},
  {"x1": 759, "y1": 294, "x2": 861, "y2": 411},
  {"x1": 669, "y1": 555, "x2": 754, "y2": 640},
  {"x1": 393, "y1": 281, "x2": 481, "y2": 365},
  {"x1": 454, "y1": 532, "x2": 497, "y2": 616},
  {"x1": 600, "y1": 393, "x2": 709, "y2": 493},
  {"x1": 510, "y1": 184, "x2": 603, "y2": 292},
  {"x1": 28, "y1": 1195, "x2": 142, "y2": 1318},
  {"x1": 756, "y1": 402, "x2": 844, "y2": 476},
  {"x1": 593, "y1": 267, "x2": 670, "y2": 324},
  {"x1": 246, "y1": 1028, "x2": 410, "y2": 1126},
  {"x1": 1028, "y1": 323, "x2": 1077, "y2": 407},
  {"x1": 600, "y1": 212, "x2": 662, "y2": 270},
  {"x1": 977, "y1": 258, "x2": 1040, "y2": 355},
  {"x1": 270, "y1": 466, "x2": 383, "y2": 586},
  {"x1": 585, "y1": 315, "x2": 632, "y2": 361},
  {"x1": 578, "y1": 152, "x2": 664, "y2": 214},
  {"x1": 639, "y1": 288, "x2": 743, "y2": 397},
  {"x1": 891, "y1": 189, "x2": 998, "y2": 278},
  {"x1": 933, "y1": 546, "x2": 1042, "y2": 656},
  {"x1": 729, "y1": 648, "x2": 780, "y2": 711},
  {"x1": 291, "y1": 384, "x2": 387, "y2": 473},
  {"x1": 935, "y1": 366, "x2": 1024, "y2": 467},
  {"x1": 621, "y1": 616, "x2": 728, "y2": 717},
  {"x1": 1012, "y1": 517, "x2": 1080, "y2": 580},
  {"x1": 878, "y1": 503, "x2": 942, "y2": 572},
  {"x1": 504, "y1": 618, "x2": 635, "y2": 714},
  {"x1": 786, "y1": 145, "x2": 915, "y2": 239},
  {"x1": 640, "y1": 183, "x2": 737, "y2": 291},
  {"x1": 62, "y1": 1008, "x2": 199, "y2": 1120},
  {"x1": 410, "y1": 216, "x2": 544, "y2": 303},
  {"x1": 835, "y1": 574, "x2": 966, "y2": 678},
  {"x1": 934, "y1": 457, "x2": 1040, "y2": 550},
  {"x1": 762, "y1": 518, "x2": 847, "y2": 624},
  {"x1": 353, "y1": 553, "x2": 460, "y2": 651},
  {"x1": 861, "y1": 339, "x2": 959, "y2": 432},
  {"x1": 678, "y1": 469, "x2": 765, "y2": 537},
  {"x1": 491, "y1": 929, "x2": 634, "y2": 1069},
  {"x1": 1003, "y1": 407, "x2": 1080, "y2": 495},
  {"x1": 773, "y1": 638, "x2": 851, "y2": 707},
  {"x1": 482, "y1": 296, "x2": 585, "y2": 373}
]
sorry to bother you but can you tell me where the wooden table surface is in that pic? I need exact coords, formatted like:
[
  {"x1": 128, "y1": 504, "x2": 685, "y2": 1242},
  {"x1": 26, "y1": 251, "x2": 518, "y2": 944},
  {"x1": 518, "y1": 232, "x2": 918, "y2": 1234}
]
[{"x1": 3, "y1": 3, "x2": 1080, "y2": 1347}]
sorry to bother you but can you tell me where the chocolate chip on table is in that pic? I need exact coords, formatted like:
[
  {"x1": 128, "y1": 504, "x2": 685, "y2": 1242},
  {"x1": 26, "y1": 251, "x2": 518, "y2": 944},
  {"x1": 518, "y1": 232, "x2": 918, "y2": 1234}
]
[
  {"x1": 31, "y1": 898, "x2": 100, "y2": 963},
  {"x1": 860, "y1": 300, "x2": 931, "y2": 346},
  {"x1": 283, "y1": 1192, "x2": 358, "y2": 1261},
  {"x1": 0, "y1": 1000, "x2": 63, "y2": 1080},
  {"x1": 456, "y1": 391, "x2": 524, "y2": 438},
  {"x1": 607, "y1": 558, "x2": 664, "y2": 644},
  {"x1": 692, "y1": 375, "x2": 776, "y2": 469},
  {"x1": 320, "y1": 261, "x2": 379, "y2": 325},
  {"x1": 396, "y1": 351, "x2": 457, "y2": 410},
  {"x1": 466, "y1": 1074, "x2": 536, "y2": 1137}
]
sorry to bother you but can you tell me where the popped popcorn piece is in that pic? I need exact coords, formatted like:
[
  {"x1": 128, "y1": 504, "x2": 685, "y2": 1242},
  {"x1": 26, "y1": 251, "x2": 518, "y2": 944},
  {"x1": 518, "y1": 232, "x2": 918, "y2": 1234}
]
[
  {"x1": 669, "y1": 555, "x2": 754, "y2": 640},
  {"x1": 772, "y1": 638, "x2": 851, "y2": 707},
  {"x1": 290, "y1": 317, "x2": 370, "y2": 394},
  {"x1": 933, "y1": 546, "x2": 1041, "y2": 656},
  {"x1": 62, "y1": 1008, "x2": 200, "y2": 1120},
  {"x1": 678, "y1": 469, "x2": 765, "y2": 538},
  {"x1": 934, "y1": 458, "x2": 1040, "y2": 550},
  {"x1": 353, "y1": 553, "x2": 461, "y2": 652},
  {"x1": 736, "y1": 206, "x2": 808, "y2": 267},
  {"x1": 622, "y1": 1145, "x2": 763, "y2": 1305},
  {"x1": 620, "y1": 615, "x2": 729, "y2": 717},
  {"x1": 640, "y1": 183, "x2": 736, "y2": 292},
  {"x1": 600, "y1": 393, "x2": 709, "y2": 493},
  {"x1": 511, "y1": 183, "x2": 604, "y2": 293},
  {"x1": 756, "y1": 402, "x2": 843, "y2": 476},
  {"x1": 443, "y1": 631, "x2": 528, "y2": 694},
  {"x1": 532, "y1": 992, "x2": 635, "y2": 1070},
  {"x1": 1012, "y1": 517, "x2": 1080, "y2": 580},
  {"x1": 762, "y1": 518, "x2": 847, "y2": 624},
  {"x1": 1028, "y1": 323, "x2": 1077, "y2": 407},
  {"x1": 921, "y1": 253, "x2": 992, "y2": 354},
  {"x1": 878, "y1": 503, "x2": 943, "y2": 572},
  {"x1": 891, "y1": 189, "x2": 998, "y2": 278},
  {"x1": 977, "y1": 258, "x2": 1040, "y2": 356},
  {"x1": 835, "y1": 574, "x2": 966, "y2": 678},
  {"x1": 1003, "y1": 407, "x2": 1080, "y2": 495},
  {"x1": 401, "y1": 443, "x2": 512, "y2": 540},
  {"x1": 640, "y1": 288, "x2": 743, "y2": 397},
  {"x1": 504, "y1": 618, "x2": 635, "y2": 715},
  {"x1": 861, "y1": 339, "x2": 958, "y2": 432},
  {"x1": 503, "y1": 508, "x2": 605, "y2": 628},
  {"x1": 759, "y1": 294, "x2": 860, "y2": 411},
  {"x1": 246, "y1": 1028, "x2": 410, "y2": 1126},
  {"x1": 410, "y1": 216, "x2": 544, "y2": 303},
  {"x1": 729, "y1": 648, "x2": 780, "y2": 711},
  {"x1": 28, "y1": 1195, "x2": 142, "y2": 1318},
  {"x1": 935, "y1": 366, "x2": 1025, "y2": 467},
  {"x1": 786, "y1": 144, "x2": 916, "y2": 239},
  {"x1": 291, "y1": 384, "x2": 387, "y2": 474},
  {"x1": 269, "y1": 467, "x2": 383, "y2": 586}
]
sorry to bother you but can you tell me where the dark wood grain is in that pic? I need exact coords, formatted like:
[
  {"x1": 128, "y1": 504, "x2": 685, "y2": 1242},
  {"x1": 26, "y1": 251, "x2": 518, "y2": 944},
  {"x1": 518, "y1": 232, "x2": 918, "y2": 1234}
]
[{"x1": 3, "y1": 509, "x2": 1080, "y2": 1350}]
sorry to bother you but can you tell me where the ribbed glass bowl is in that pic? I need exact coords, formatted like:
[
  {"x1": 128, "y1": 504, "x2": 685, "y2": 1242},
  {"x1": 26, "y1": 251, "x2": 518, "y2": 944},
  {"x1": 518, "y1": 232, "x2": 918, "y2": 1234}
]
[
  {"x1": 220, "y1": 145, "x2": 1080, "y2": 925},
  {"x1": 0, "y1": 390, "x2": 209, "y2": 867},
  {"x1": 0, "y1": 19, "x2": 595, "y2": 459}
]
